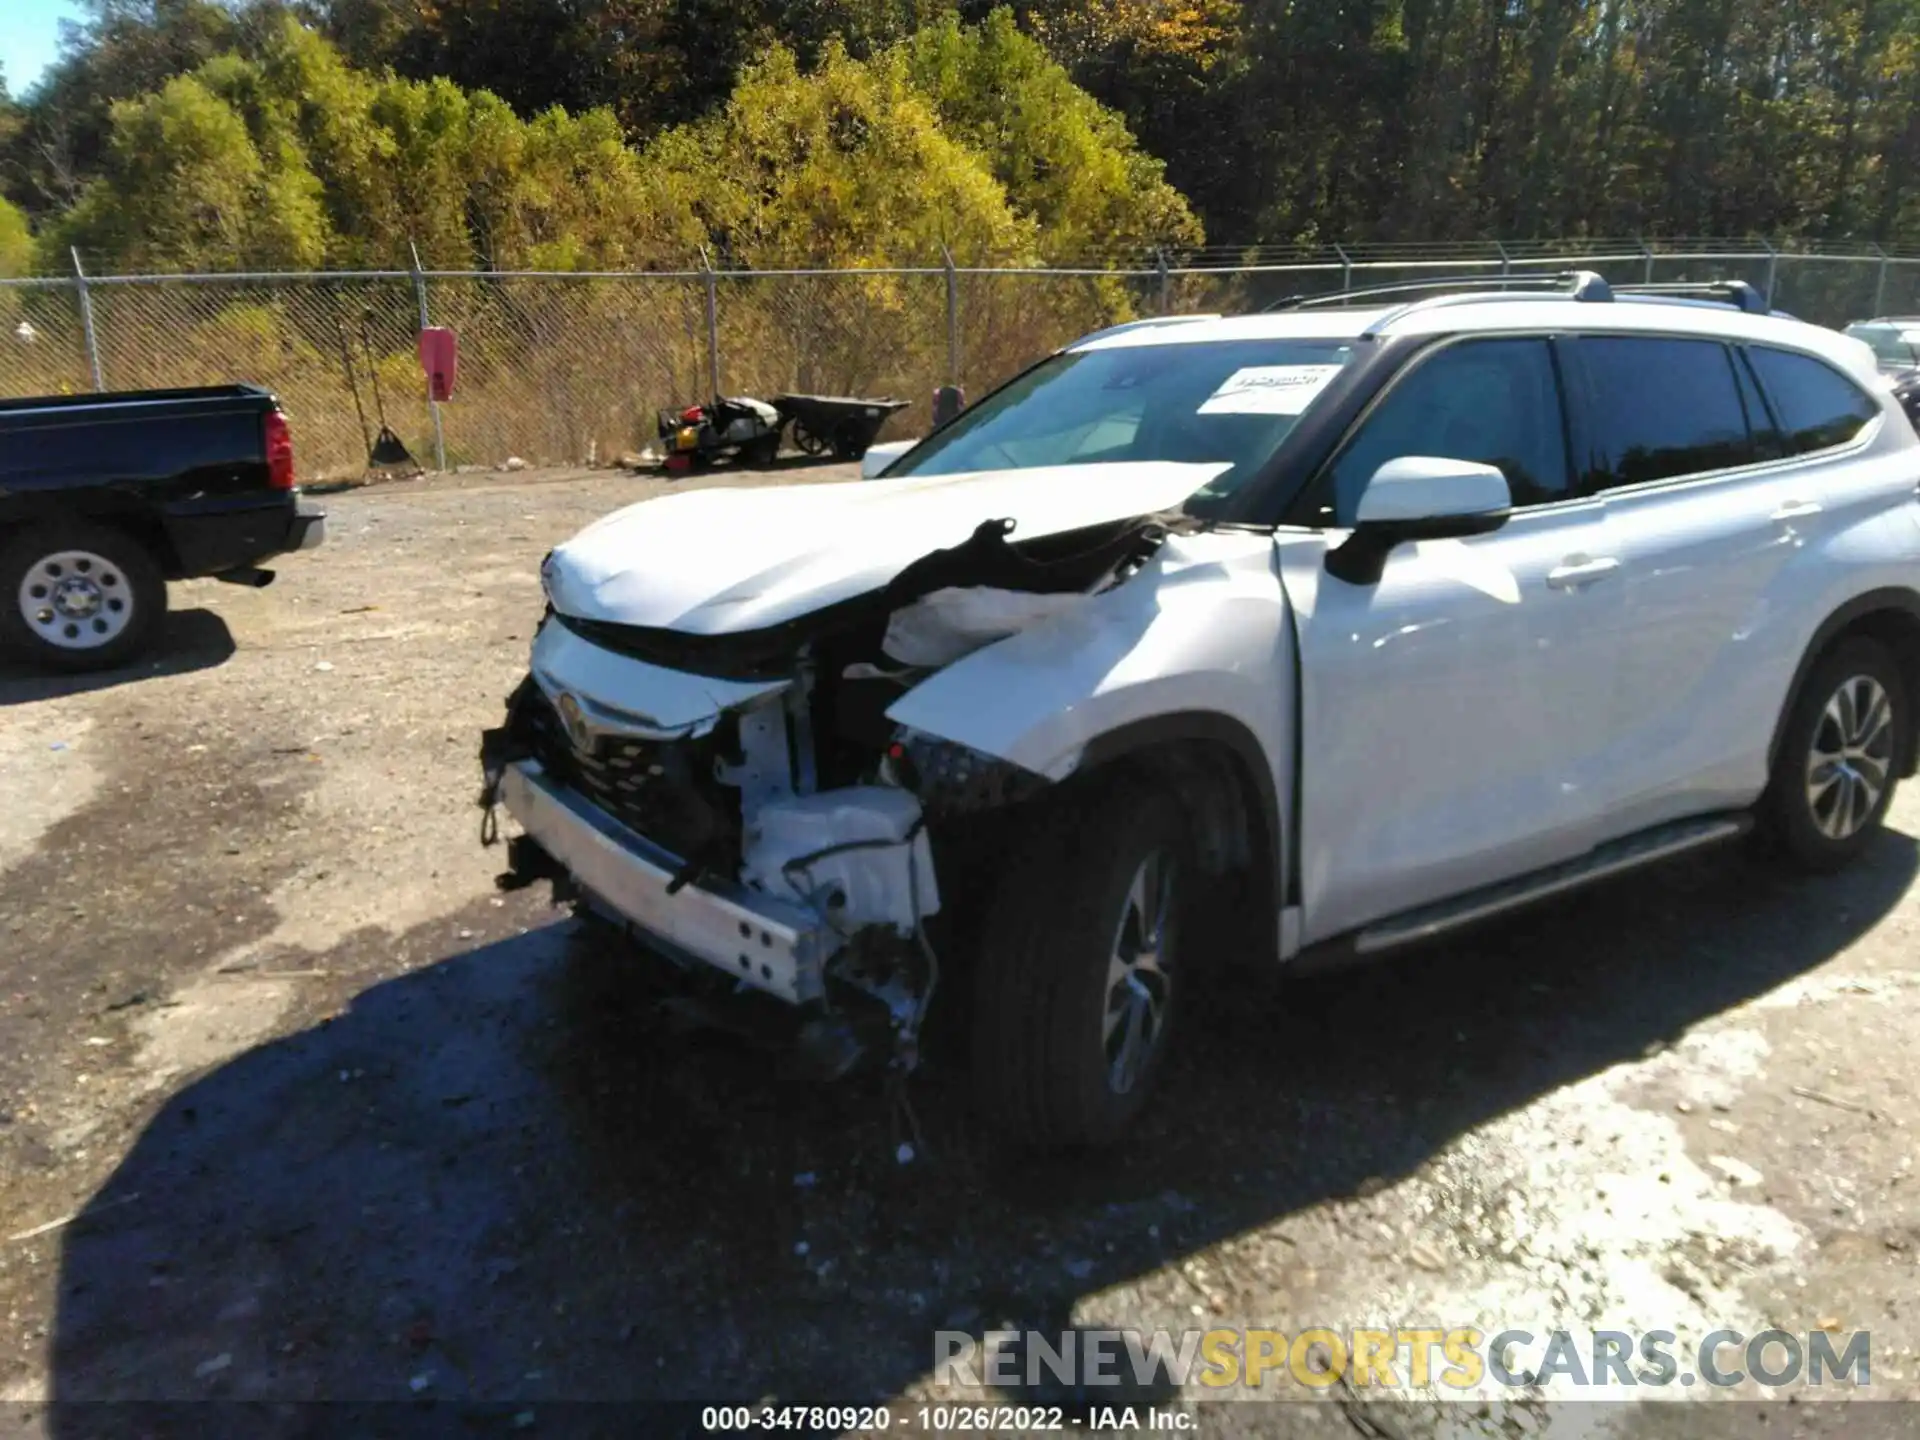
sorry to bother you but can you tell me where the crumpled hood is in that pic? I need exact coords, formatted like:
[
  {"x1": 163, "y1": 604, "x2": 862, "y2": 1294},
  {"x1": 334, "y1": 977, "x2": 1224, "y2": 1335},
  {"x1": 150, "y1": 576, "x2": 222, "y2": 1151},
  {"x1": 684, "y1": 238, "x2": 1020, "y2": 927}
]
[{"x1": 542, "y1": 461, "x2": 1228, "y2": 634}]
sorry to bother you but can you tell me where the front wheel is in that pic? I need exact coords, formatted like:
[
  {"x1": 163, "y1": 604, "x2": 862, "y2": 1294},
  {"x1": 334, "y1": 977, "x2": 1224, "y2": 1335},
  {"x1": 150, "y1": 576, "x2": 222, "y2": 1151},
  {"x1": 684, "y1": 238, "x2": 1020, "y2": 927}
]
[
  {"x1": 0, "y1": 522, "x2": 167, "y2": 673},
  {"x1": 1757, "y1": 637, "x2": 1907, "y2": 872},
  {"x1": 972, "y1": 781, "x2": 1189, "y2": 1150}
]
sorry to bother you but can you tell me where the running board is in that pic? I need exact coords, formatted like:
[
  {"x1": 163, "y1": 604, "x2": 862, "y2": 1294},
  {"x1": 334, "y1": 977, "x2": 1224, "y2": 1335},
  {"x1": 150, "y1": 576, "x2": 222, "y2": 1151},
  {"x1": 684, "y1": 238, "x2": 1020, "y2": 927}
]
[{"x1": 1351, "y1": 814, "x2": 1750, "y2": 957}]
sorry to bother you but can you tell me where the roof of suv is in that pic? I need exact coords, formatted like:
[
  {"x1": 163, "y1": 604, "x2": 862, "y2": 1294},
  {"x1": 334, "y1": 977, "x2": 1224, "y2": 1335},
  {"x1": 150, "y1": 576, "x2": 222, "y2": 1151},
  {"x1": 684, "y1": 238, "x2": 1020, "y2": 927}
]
[{"x1": 1071, "y1": 291, "x2": 1881, "y2": 383}]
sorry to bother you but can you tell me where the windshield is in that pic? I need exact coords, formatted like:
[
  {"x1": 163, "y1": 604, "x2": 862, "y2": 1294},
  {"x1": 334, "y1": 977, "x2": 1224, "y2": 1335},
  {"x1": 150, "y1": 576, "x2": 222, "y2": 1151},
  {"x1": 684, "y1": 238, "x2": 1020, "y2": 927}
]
[{"x1": 886, "y1": 338, "x2": 1360, "y2": 504}]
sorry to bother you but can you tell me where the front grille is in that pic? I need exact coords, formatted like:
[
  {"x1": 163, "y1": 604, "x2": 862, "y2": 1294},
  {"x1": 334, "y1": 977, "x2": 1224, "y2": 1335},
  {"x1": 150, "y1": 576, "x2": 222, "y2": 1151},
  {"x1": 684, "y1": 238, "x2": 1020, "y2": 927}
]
[{"x1": 523, "y1": 688, "x2": 740, "y2": 870}]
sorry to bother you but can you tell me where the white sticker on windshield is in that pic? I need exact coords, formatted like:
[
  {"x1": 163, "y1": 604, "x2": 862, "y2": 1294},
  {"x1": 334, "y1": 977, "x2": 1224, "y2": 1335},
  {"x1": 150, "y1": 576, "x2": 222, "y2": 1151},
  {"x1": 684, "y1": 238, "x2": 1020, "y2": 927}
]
[{"x1": 1197, "y1": 364, "x2": 1344, "y2": 416}]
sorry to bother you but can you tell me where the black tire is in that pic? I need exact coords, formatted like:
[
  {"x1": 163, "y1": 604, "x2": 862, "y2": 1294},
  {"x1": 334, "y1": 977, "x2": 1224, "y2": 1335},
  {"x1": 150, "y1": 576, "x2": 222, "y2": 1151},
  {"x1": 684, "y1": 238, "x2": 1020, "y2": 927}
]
[
  {"x1": 0, "y1": 521, "x2": 167, "y2": 673},
  {"x1": 741, "y1": 434, "x2": 780, "y2": 468},
  {"x1": 972, "y1": 780, "x2": 1190, "y2": 1150},
  {"x1": 792, "y1": 421, "x2": 829, "y2": 457},
  {"x1": 1756, "y1": 637, "x2": 1907, "y2": 872}
]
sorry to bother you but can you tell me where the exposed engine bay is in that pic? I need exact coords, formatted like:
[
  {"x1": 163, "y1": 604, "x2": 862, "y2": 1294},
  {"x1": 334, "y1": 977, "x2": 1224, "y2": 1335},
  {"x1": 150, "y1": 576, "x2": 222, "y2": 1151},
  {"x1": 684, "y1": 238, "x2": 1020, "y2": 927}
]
[{"x1": 479, "y1": 513, "x2": 1174, "y2": 1077}]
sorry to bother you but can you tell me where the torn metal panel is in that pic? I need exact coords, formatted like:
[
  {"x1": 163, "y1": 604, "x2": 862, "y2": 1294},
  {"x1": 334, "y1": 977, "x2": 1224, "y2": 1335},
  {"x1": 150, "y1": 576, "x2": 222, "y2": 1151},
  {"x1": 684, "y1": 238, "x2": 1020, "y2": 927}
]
[
  {"x1": 544, "y1": 514, "x2": 1169, "y2": 683},
  {"x1": 537, "y1": 459, "x2": 1216, "y2": 636}
]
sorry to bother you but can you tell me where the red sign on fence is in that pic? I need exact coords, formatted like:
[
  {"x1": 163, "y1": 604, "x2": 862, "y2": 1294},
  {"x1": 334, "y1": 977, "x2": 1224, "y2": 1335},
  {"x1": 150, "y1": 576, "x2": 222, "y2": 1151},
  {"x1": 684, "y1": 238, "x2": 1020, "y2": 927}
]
[{"x1": 418, "y1": 327, "x2": 458, "y2": 402}]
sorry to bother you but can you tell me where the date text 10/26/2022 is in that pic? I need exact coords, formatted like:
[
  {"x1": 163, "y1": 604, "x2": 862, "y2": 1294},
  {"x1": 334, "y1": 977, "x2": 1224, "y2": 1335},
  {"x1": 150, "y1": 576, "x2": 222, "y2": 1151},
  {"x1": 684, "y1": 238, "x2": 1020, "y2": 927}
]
[{"x1": 699, "y1": 1405, "x2": 1194, "y2": 1431}]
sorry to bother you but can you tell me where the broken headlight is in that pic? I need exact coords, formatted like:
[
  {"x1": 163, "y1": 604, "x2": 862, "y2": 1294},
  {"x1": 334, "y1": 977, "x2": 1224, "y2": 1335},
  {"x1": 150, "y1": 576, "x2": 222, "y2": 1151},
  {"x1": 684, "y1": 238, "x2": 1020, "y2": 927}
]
[{"x1": 883, "y1": 727, "x2": 1048, "y2": 818}]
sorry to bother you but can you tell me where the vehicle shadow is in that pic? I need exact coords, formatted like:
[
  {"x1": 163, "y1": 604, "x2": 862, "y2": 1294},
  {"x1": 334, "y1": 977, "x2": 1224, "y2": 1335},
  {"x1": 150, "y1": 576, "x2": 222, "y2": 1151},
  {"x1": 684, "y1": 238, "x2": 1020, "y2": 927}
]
[
  {"x1": 39, "y1": 830, "x2": 1918, "y2": 1425},
  {"x1": 0, "y1": 609, "x2": 235, "y2": 706}
]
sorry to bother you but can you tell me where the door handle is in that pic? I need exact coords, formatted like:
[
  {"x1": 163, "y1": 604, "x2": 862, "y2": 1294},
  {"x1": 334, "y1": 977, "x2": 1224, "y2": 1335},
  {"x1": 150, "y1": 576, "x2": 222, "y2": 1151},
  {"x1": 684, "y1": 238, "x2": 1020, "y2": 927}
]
[
  {"x1": 1771, "y1": 499, "x2": 1824, "y2": 522},
  {"x1": 1546, "y1": 556, "x2": 1621, "y2": 590}
]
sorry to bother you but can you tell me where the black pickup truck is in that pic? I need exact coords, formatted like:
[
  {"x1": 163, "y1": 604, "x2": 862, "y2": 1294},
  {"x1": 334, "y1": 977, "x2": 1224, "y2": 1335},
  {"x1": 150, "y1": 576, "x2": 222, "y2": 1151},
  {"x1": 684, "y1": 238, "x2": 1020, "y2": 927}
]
[{"x1": 0, "y1": 384, "x2": 324, "y2": 672}]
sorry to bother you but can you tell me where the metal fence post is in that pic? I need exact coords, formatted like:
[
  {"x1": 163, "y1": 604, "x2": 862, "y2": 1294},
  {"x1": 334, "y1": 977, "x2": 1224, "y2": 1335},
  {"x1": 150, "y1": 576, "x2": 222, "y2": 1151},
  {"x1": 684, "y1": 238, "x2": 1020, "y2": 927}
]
[
  {"x1": 1873, "y1": 242, "x2": 1890, "y2": 317},
  {"x1": 408, "y1": 243, "x2": 447, "y2": 471},
  {"x1": 70, "y1": 248, "x2": 104, "y2": 391},
  {"x1": 1334, "y1": 243, "x2": 1352, "y2": 293},
  {"x1": 1763, "y1": 239, "x2": 1779, "y2": 308},
  {"x1": 1156, "y1": 248, "x2": 1171, "y2": 315},
  {"x1": 1495, "y1": 240, "x2": 1511, "y2": 278},
  {"x1": 699, "y1": 249, "x2": 721, "y2": 400},
  {"x1": 1637, "y1": 238, "x2": 1654, "y2": 284},
  {"x1": 943, "y1": 246, "x2": 960, "y2": 386}
]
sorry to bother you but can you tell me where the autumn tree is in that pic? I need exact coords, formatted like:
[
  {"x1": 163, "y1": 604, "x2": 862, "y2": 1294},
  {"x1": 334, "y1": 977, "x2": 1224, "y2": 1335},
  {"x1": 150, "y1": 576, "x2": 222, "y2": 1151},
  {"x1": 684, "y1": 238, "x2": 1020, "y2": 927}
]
[
  {"x1": 656, "y1": 41, "x2": 1035, "y2": 266},
  {"x1": 903, "y1": 8, "x2": 1203, "y2": 259}
]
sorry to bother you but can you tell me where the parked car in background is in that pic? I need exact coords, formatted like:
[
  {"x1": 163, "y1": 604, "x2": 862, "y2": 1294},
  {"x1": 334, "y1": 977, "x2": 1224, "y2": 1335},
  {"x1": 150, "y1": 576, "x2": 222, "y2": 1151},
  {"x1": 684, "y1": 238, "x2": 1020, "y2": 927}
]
[
  {"x1": 1842, "y1": 316, "x2": 1920, "y2": 372},
  {"x1": 1840, "y1": 318, "x2": 1920, "y2": 431},
  {"x1": 485, "y1": 271, "x2": 1920, "y2": 1151},
  {"x1": 0, "y1": 384, "x2": 324, "y2": 672}
]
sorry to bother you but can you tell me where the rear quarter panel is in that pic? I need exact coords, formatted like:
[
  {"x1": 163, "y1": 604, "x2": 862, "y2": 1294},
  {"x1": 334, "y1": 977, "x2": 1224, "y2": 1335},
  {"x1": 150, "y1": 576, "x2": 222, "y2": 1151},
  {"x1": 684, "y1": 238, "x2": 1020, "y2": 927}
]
[{"x1": 0, "y1": 396, "x2": 283, "y2": 575}]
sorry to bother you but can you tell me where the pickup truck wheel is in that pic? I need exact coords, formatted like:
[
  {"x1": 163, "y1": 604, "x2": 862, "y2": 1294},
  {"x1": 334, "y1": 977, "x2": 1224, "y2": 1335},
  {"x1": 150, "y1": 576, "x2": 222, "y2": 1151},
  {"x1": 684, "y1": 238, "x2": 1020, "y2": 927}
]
[
  {"x1": 1758, "y1": 637, "x2": 1906, "y2": 872},
  {"x1": 0, "y1": 524, "x2": 166, "y2": 673},
  {"x1": 973, "y1": 782, "x2": 1188, "y2": 1150}
]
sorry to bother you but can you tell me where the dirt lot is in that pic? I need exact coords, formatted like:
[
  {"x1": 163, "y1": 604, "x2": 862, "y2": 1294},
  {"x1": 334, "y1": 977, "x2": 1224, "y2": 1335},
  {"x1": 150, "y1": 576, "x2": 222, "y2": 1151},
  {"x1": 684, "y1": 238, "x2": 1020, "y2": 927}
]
[{"x1": 1, "y1": 462, "x2": 1918, "y2": 1437}]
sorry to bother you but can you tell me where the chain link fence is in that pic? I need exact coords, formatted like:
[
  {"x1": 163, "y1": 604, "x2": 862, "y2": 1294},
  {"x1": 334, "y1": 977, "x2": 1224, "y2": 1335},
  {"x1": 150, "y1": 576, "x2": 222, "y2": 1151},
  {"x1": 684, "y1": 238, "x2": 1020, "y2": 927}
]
[{"x1": 6, "y1": 241, "x2": 1920, "y2": 480}]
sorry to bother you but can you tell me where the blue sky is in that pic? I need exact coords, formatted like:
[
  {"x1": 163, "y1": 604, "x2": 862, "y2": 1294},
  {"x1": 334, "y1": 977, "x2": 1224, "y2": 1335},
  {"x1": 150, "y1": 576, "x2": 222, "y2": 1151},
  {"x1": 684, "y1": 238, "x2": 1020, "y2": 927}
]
[{"x1": 2, "y1": 0, "x2": 84, "y2": 97}]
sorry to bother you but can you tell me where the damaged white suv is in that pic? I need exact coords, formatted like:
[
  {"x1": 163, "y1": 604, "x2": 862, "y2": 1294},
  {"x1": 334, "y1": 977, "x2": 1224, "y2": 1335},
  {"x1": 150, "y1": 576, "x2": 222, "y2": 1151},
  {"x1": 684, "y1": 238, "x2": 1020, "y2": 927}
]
[{"x1": 482, "y1": 272, "x2": 1920, "y2": 1149}]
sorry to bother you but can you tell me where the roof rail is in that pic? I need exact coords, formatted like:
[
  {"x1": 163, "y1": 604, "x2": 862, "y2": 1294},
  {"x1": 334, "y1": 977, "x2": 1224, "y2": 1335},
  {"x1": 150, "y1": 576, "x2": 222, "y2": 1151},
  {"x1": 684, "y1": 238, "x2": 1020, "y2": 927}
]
[
  {"x1": 1265, "y1": 270, "x2": 1613, "y2": 312},
  {"x1": 1611, "y1": 279, "x2": 1769, "y2": 315},
  {"x1": 1068, "y1": 313, "x2": 1220, "y2": 348}
]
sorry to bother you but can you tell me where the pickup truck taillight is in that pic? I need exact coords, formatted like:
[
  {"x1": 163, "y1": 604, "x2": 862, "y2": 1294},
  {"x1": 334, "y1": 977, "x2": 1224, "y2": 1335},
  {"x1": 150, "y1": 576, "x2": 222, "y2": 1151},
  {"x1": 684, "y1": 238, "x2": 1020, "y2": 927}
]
[{"x1": 264, "y1": 410, "x2": 296, "y2": 490}]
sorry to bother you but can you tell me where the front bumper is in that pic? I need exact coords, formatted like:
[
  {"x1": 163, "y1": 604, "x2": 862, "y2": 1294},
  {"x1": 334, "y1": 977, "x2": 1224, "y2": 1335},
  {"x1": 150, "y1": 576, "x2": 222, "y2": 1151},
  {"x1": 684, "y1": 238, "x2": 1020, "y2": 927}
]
[{"x1": 499, "y1": 759, "x2": 828, "y2": 1004}]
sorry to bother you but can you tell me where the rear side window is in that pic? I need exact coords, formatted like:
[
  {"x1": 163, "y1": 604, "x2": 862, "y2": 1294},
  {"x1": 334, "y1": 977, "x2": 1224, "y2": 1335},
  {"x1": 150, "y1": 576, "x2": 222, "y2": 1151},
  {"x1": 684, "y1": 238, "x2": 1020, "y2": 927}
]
[
  {"x1": 1580, "y1": 337, "x2": 1758, "y2": 489},
  {"x1": 1746, "y1": 347, "x2": 1880, "y2": 456}
]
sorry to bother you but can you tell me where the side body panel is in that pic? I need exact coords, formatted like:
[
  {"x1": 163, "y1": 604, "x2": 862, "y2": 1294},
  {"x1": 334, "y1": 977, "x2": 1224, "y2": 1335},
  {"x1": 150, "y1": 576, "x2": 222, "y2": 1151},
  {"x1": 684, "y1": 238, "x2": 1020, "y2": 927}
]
[
  {"x1": 884, "y1": 529, "x2": 1295, "y2": 889},
  {"x1": 1280, "y1": 499, "x2": 1627, "y2": 945}
]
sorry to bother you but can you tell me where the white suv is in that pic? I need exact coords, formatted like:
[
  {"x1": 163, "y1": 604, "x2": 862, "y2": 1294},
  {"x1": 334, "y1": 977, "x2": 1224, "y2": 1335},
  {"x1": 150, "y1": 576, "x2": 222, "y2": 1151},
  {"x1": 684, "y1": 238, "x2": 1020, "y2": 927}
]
[{"x1": 481, "y1": 272, "x2": 1920, "y2": 1150}]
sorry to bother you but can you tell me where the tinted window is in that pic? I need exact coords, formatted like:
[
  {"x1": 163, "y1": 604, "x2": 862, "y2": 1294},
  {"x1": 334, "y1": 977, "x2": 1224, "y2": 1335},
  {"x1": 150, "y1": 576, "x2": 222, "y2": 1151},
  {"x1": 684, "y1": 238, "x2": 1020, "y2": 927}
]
[
  {"x1": 1731, "y1": 349, "x2": 1784, "y2": 459},
  {"x1": 1747, "y1": 347, "x2": 1880, "y2": 456},
  {"x1": 1581, "y1": 337, "x2": 1756, "y2": 488},
  {"x1": 1322, "y1": 338, "x2": 1570, "y2": 524}
]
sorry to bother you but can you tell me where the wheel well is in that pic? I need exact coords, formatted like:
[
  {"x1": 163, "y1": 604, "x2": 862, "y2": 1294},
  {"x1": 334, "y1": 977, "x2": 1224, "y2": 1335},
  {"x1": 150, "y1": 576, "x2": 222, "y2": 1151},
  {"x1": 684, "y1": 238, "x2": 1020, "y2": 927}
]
[
  {"x1": 3, "y1": 508, "x2": 179, "y2": 577},
  {"x1": 1783, "y1": 600, "x2": 1920, "y2": 778},
  {"x1": 1836, "y1": 608, "x2": 1920, "y2": 775},
  {"x1": 94, "y1": 510, "x2": 181, "y2": 577},
  {"x1": 1071, "y1": 734, "x2": 1279, "y2": 918}
]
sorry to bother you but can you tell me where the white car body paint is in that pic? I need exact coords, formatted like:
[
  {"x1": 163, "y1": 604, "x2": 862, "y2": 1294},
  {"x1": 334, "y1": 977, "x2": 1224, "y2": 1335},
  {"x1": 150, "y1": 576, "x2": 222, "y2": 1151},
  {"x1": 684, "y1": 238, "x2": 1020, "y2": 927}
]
[
  {"x1": 530, "y1": 617, "x2": 787, "y2": 739},
  {"x1": 885, "y1": 531, "x2": 1293, "y2": 784},
  {"x1": 1353, "y1": 455, "x2": 1511, "y2": 524},
  {"x1": 541, "y1": 460, "x2": 1226, "y2": 633},
  {"x1": 860, "y1": 438, "x2": 916, "y2": 477}
]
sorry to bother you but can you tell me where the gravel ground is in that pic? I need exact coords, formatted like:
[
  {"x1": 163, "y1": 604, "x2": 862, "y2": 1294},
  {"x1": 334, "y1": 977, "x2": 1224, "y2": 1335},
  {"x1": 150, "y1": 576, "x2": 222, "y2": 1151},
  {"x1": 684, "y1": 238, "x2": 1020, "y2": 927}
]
[{"x1": 1, "y1": 462, "x2": 1917, "y2": 1438}]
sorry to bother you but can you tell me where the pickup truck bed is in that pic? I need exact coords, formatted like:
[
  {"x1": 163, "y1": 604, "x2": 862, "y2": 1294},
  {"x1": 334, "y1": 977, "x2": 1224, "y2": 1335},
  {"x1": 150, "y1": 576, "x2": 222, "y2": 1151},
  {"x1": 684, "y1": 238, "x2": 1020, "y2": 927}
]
[{"x1": 0, "y1": 383, "x2": 324, "y2": 671}]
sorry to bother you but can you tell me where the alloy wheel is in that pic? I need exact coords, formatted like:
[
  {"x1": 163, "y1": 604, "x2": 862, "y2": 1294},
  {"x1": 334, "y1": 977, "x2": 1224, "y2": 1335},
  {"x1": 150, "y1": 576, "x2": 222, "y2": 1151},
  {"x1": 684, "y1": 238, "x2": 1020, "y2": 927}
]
[
  {"x1": 1102, "y1": 848, "x2": 1177, "y2": 1095},
  {"x1": 1805, "y1": 673, "x2": 1895, "y2": 841}
]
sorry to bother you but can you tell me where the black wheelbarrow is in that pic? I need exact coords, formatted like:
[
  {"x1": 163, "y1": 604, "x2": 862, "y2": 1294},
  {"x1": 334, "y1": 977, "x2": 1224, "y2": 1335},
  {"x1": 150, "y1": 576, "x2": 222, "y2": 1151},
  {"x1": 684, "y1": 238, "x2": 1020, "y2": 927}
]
[{"x1": 772, "y1": 394, "x2": 910, "y2": 461}]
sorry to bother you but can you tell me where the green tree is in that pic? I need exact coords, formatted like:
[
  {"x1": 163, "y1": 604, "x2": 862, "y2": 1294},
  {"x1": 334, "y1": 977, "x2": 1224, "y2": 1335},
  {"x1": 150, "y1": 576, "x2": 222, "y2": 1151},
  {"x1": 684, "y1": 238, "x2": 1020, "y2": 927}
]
[
  {"x1": 657, "y1": 41, "x2": 1036, "y2": 266},
  {"x1": 51, "y1": 71, "x2": 330, "y2": 270},
  {"x1": 902, "y1": 9, "x2": 1203, "y2": 258},
  {"x1": 0, "y1": 195, "x2": 32, "y2": 276}
]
